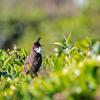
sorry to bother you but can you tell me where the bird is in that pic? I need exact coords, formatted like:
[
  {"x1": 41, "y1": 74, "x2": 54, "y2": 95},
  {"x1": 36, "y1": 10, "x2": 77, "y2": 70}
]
[{"x1": 24, "y1": 37, "x2": 42, "y2": 77}]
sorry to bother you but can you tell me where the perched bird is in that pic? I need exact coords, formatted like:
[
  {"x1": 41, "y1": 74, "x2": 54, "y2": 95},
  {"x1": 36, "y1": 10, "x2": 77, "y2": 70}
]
[{"x1": 24, "y1": 37, "x2": 42, "y2": 76}]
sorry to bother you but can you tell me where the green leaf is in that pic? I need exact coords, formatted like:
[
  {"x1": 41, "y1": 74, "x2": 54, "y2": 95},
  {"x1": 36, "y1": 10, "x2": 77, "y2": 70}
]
[
  {"x1": 65, "y1": 32, "x2": 71, "y2": 45},
  {"x1": 54, "y1": 42, "x2": 65, "y2": 48}
]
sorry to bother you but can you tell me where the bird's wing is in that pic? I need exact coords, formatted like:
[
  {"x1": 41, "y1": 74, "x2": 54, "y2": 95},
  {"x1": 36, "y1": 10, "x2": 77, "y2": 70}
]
[
  {"x1": 24, "y1": 55, "x2": 33, "y2": 74},
  {"x1": 24, "y1": 53, "x2": 42, "y2": 74},
  {"x1": 31, "y1": 54, "x2": 42, "y2": 73}
]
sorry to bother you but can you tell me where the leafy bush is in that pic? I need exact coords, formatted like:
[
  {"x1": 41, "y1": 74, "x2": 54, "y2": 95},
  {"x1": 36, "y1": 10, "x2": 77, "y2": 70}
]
[
  {"x1": 0, "y1": 48, "x2": 27, "y2": 78},
  {"x1": 0, "y1": 36, "x2": 100, "y2": 100}
]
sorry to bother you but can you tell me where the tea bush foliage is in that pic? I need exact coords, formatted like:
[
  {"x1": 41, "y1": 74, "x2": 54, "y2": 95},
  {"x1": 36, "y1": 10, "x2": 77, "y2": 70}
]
[{"x1": 0, "y1": 36, "x2": 100, "y2": 100}]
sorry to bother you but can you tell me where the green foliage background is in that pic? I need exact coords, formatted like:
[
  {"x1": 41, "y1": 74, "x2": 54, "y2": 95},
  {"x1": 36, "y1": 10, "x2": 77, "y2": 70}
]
[{"x1": 0, "y1": 0, "x2": 100, "y2": 55}]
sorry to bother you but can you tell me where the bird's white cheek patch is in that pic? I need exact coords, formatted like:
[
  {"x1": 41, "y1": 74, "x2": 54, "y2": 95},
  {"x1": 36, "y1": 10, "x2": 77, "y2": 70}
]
[{"x1": 35, "y1": 47, "x2": 42, "y2": 54}]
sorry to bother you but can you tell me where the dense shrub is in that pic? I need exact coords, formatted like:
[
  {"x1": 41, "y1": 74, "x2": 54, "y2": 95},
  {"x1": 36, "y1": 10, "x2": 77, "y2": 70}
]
[{"x1": 0, "y1": 36, "x2": 100, "y2": 100}]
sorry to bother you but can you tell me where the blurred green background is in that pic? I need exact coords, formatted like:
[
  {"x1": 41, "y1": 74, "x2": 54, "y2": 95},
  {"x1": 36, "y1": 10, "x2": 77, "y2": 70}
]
[{"x1": 0, "y1": 0, "x2": 100, "y2": 54}]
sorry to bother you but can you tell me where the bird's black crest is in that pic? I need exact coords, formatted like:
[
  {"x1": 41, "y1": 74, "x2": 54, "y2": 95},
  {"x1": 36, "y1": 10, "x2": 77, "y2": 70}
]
[
  {"x1": 34, "y1": 37, "x2": 41, "y2": 47},
  {"x1": 37, "y1": 37, "x2": 41, "y2": 42}
]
